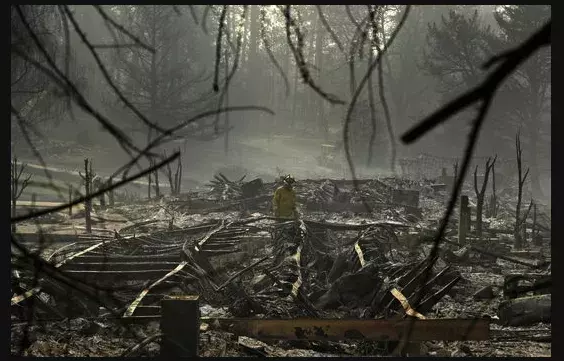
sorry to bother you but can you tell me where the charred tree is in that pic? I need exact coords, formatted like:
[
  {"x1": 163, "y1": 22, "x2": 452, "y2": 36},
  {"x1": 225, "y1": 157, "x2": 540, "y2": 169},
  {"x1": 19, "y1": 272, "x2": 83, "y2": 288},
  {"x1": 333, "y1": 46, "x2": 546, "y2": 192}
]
[
  {"x1": 488, "y1": 162, "x2": 498, "y2": 217},
  {"x1": 92, "y1": 176, "x2": 105, "y2": 210},
  {"x1": 108, "y1": 177, "x2": 115, "y2": 206},
  {"x1": 78, "y1": 158, "x2": 93, "y2": 234},
  {"x1": 515, "y1": 132, "x2": 531, "y2": 249},
  {"x1": 151, "y1": 159, "x2": 160, "y2": 198},
  {"x1": 174, "y1": 148, "x2": 183, "y2": 195},
  {"x1": 473, "y1": 155, "x2": 496, "y2": 240},
  {"x1": 10, "y1": 157, "x2": 31, "y2": 233},
  {"x1": 147, "y1": 171, "x2": 152, "y2": 200},
  {"x1": 162, "y1": 150, "x2": 176, "y2": 195}
]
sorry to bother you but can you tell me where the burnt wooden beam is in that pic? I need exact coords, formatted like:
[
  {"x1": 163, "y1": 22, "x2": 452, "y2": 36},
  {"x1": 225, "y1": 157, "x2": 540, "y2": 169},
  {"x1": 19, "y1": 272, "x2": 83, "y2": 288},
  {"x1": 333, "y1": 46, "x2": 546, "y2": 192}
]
[{"x1": 205, "y1": 318, "x2": 490, "y2": 341}]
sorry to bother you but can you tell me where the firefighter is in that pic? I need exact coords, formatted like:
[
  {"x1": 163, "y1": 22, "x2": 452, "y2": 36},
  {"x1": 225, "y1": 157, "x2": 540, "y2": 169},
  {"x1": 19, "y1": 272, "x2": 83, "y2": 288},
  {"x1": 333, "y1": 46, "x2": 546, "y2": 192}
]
[{"x1": 273, "y1": 175, "x2": 298, "y2": 219}]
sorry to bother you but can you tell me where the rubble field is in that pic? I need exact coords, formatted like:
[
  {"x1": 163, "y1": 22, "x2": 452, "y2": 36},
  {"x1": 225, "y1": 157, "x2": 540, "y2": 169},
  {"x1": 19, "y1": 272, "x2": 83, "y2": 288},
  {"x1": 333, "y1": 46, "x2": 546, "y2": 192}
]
[{"x1": 11, "y1": 173, "x2": 551, "y2": 357}]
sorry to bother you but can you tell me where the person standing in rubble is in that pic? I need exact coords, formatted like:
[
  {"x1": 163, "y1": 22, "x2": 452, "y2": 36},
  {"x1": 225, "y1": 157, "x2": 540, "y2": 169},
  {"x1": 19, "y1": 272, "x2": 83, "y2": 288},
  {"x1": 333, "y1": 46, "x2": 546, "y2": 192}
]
[{"x1": 273, "y1": 175, "x2": 299, "y2": 219}]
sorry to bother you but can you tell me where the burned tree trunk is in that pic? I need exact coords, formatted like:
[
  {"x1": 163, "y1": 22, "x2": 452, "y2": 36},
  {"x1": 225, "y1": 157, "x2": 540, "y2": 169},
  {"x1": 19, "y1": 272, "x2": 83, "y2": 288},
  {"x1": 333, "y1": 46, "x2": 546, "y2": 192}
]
[
  {"x1": 174, "y1": 148, "x2": 182, "y2": 195},
  {"x1": 458, "y1": 195, "x2": 469, "y2": 244},
  {"x1": 163, "y1": 150, "x2": 175, "y2": 195},
  {"x1": 10, "y1": 157, "x2": 31, "y2": 233},
  {"x1": 488, "y1": 163, "x2": 498, "y2": 218},
  {"x1": 515, "y1": 133, "x2": 530, "y2": 249},
  {"x1": 148, "y1": 172, "x2": 152, "y2": 200},
  {"x1": 93, "y1": 176, "x2": 106, "y2": 210},
  {"x1": 152, "y1": 159, "x2": 161, "y2": 198},
  {"x1": 79, "y1": 158, "x2": 93, "y2": 234},
  {"x1": 108, "y1": 177, "x2": 115, "y2": 206},
  {"x1": 473, "y1": 156, "x2": 496, "y2": 240}
]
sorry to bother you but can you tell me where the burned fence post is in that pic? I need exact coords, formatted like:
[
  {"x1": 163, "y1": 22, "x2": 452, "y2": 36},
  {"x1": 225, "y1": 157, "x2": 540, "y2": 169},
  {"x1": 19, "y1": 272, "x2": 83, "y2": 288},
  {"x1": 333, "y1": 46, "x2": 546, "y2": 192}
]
[
  {"x1": 161, "y1": 295, "x2": 200, "y2": 357},
  {"x1": 458, "y1": 195, "x2": 469, "y2": 244}
]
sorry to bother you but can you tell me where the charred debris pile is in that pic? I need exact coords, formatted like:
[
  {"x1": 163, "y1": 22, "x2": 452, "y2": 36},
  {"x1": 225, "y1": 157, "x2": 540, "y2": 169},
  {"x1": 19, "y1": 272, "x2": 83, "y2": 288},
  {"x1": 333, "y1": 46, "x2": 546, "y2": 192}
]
[{"x1": 11, "y1": 171, "x2": 551, "y2": 356}]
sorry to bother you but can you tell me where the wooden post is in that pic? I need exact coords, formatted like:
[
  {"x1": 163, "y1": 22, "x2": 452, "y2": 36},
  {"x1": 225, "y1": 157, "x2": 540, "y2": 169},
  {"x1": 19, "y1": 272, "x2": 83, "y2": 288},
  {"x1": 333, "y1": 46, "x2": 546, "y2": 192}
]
[
  {"x1": 161, "y1": 295, "x2": 200, "y2": 357},
  {"x1": 458, "y1": 195, "x2": 469, "y2": 244}
]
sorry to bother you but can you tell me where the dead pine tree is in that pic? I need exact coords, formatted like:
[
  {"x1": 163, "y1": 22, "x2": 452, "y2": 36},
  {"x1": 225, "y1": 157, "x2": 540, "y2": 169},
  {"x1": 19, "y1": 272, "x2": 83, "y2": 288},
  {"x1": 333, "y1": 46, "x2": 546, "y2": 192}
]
[
  {"x1": 79, "y1": 158, "x2": 94, "y2": 234},
  {"x1": 10, "y1": 157, "x2": 32, "y2": 233},
  {"x1": 514, "y1": 132, "x2": 531, "y2": 249},
  {"x1": 473, "y1": 155, "x2": 496, "y2": 240}
]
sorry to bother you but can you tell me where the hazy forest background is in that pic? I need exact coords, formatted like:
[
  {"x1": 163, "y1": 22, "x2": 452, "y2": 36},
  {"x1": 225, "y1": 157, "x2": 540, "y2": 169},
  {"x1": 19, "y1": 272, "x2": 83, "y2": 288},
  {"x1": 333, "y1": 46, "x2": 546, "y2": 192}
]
[{"x1": 11, "y1": 5, "x2": 551, "y2": 203}]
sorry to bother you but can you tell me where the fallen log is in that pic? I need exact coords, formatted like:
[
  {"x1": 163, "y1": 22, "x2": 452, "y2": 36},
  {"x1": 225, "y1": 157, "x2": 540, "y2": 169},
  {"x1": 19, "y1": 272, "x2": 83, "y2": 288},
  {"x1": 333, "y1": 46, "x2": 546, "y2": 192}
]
[
  {"x1": 441, "y1": 238, "x2": 545, "y2": 268},
  {"x1": 498, "y1": 294, "x2": 551, "y2": 326}
]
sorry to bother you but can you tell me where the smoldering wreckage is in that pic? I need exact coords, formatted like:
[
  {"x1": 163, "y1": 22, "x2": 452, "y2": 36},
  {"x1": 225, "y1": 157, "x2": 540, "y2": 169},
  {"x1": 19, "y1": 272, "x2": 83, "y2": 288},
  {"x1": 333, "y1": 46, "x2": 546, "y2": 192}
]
[{"x1": 11, "y1": 166, "x2": 551, "y2": 357}]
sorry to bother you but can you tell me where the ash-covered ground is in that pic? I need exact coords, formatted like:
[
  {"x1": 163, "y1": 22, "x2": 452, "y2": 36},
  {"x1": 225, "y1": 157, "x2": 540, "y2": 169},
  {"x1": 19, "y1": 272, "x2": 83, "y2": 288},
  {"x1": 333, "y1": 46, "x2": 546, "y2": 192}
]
[{"x1": 12, "y1": 172, "x2": 551, "y2": 357}]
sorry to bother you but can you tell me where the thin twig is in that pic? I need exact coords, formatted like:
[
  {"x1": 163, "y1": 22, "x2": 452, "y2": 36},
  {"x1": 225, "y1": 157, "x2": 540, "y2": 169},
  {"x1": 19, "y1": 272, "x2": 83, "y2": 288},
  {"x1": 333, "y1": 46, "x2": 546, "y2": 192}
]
[
  {"x1": 316, "y1": 5, "x2": 344, "y2": 54},
  {"x1": 93, "y1": 5, "x2": 155, "y2": 53}
]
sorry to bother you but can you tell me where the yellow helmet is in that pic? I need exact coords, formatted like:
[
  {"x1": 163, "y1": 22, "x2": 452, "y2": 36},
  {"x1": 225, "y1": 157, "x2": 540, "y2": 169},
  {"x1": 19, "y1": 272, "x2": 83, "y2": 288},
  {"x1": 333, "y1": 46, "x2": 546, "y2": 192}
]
[{"x1": 283, "y1": 174, "x2": 296, "y2": 185}]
